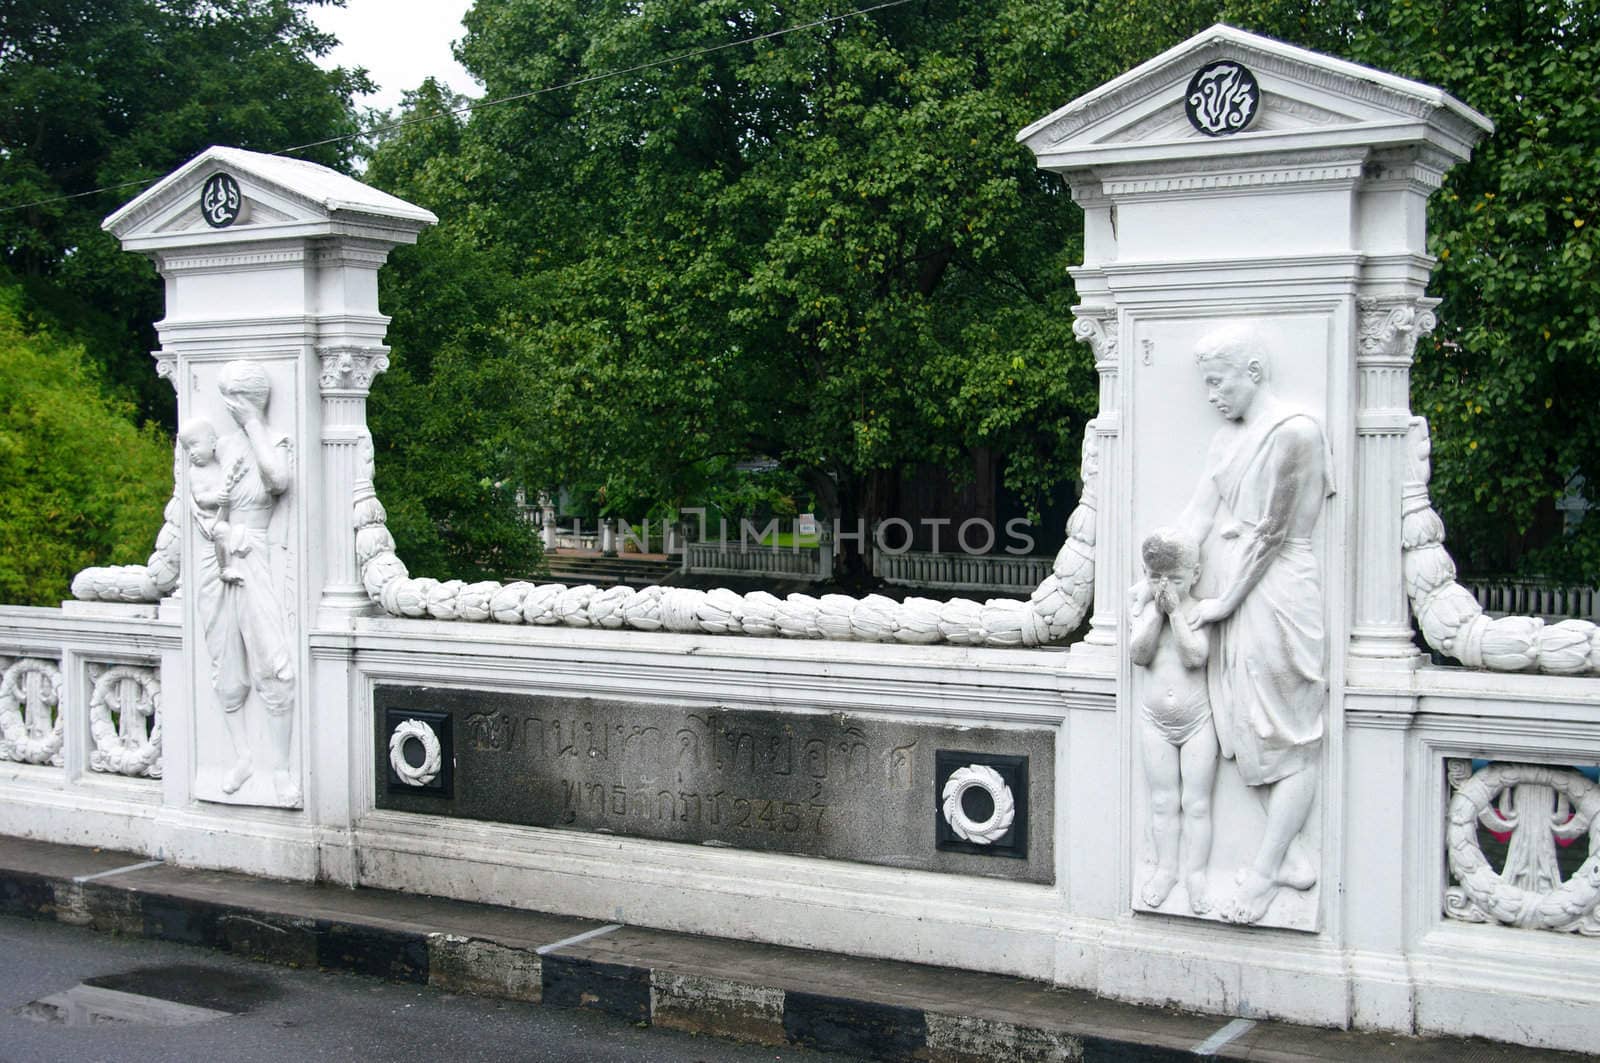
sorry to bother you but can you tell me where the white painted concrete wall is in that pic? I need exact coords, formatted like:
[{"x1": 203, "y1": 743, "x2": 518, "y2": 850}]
[{"x1": 4, "y1": 26, "x2": 1598, "y2": 1055}]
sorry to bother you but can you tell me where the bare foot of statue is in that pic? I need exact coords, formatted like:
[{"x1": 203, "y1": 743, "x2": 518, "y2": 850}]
[
  {"x1": 1223, "y1": 867, "x2": 1278, "y2": 924},
  {"x1": 1142, "y1": 866, "x2": 1179, "y2": 907},
  {"x1": 1277, "y1": 840, "x2": 1317, "y2": 891},
  {"x1": 221, "y1": 756, "x2": 253, "y2": 794},
  {"x1": 273, "y1": 769, "x2": 301, "y2": 806},
  {"x1": 1186, "y1": 870, "x2": 1212, "y2": 914}
]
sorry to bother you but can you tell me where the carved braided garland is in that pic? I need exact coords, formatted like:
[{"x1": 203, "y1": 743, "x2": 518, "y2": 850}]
[
  {"x1": 354, "y1": 422, "x2": 1099, "y2": 647},
  {"x1": 1404, "y1": 417, "x2": 1600, "y2": 674},
  {"x1": 941, "y1": 764, "x2": 1017, "y2": 844},
  {"x1": 388, "y1": 718, "x2": 443, "y2": 787},
  {"x1": 70, "y1": 446, "x2": 184, "y2": 604}
]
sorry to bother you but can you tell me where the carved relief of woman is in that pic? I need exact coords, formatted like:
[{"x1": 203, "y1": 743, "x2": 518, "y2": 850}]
[{"x1": 188, "y1": 360, "x2": 297, "y2": 803}]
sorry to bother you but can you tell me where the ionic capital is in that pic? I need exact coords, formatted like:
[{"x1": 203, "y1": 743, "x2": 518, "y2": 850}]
[
  {"x1": 1357, "y1": 296, "x2": 1439, "y2": 363},
  {"x1": 317, "y1": 345, "x2": 390, "y2": 395}
]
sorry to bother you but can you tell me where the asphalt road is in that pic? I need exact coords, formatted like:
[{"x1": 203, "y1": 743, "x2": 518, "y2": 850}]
[{"x1": 0, "y1": 915, "x2": 858, "y2": 1063}]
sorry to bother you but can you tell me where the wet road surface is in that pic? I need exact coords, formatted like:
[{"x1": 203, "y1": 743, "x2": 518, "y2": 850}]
[{"x1": 0, "y1": 915, "x2": 858, "y2": 1062}]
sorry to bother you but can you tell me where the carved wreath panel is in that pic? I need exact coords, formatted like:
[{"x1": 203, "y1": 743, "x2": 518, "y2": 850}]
[
  {"x1": 87, "y1": 663, "x2": 163, "y2": 779},
  {"x1": 0, "y1": 657, "x2": 64, "y2": 767},
  {"x1": 1445, "y1": 759, "x2": 1600, "y2": 935}
]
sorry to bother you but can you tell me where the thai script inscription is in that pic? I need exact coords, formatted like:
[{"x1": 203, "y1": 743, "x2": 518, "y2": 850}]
[
  {"x1": 554, "y1": 779, "x2": 829, "y2": 833},
  {"x1": 1184, "y1": 61, "x2": 1260, "y2": 138},
  {"x1": 463, "y1": 707, "x2": 917, "y2": 839},
  {"x1": 465, "y1": 709, "x2": 914, "y2": 786},
  {"x1": 375, "y1": 685, "x2": 1056, "y2": 882}
]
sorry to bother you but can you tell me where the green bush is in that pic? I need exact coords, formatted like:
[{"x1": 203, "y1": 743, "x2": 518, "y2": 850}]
[{"x1": 0, "y1": 287, "x2": 171, "y2": 605}]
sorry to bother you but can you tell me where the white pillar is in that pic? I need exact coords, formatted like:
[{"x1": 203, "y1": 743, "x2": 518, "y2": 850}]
[
  {"x1": 1068, "y1": 299, "x2": 1120, "y2": 668},
  {"x1": 539, "y1": 493, "x2": 558, "y2": 550},
  {"x1": 1020, "y1": 26, "x2": 1490, "y2": 946},
  {"x1": 103, "y1": 148, "x2": 433, "y2": 817},
  {"x1": 317, "y1": 344, "x2": 390, "y2": 624},
  {"x1": 1342, "y1": 145, "x2": 1459, "y2": 674},
  {"x1": 1350, "y1": 292, "x2": 1437, "y2": 669}
]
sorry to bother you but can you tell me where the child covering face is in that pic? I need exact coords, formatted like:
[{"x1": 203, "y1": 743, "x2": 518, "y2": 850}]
[{"x1": 1129, "y1": 528, "x2": 1219, "y2": 913}]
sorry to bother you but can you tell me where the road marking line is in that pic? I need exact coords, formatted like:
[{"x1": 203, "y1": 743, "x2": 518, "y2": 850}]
[
  {"x1": 219, "y1": 914, "x2": 289, "y2": 935},
  {"x1": 1193, "y1": 1018, "x2": 1256, "y2": 1055},
  {"x1": 535, "y1": 923, "x2": 623, "y2": 955},
  {"x1": 71, "y1": 859, "x2": 165, "y2": 884}
]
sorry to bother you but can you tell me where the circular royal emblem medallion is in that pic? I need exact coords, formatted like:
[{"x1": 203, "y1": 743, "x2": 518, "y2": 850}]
[
  {"x1": 200, "y1": 172, "x2": 243, "y2": 228},
  {"x1": 1184, "y1": 61, "x2": 1260, "y2": 137}
]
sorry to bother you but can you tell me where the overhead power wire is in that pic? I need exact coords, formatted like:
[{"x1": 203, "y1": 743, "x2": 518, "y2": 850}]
[
  {"x1": 0, "y1": 0, "x2": 919, "y2": 216},
  {"x1": 276, "y1": 0, "x2": 918, "y2": 157},
  {"x1": 0, "y1": 176, "x2": 162, "y2": 215}
]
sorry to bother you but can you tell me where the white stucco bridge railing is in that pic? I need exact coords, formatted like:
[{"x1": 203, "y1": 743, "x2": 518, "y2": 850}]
[
  {"x1": 1463, "y1": 579, "x2": 1599, "y2": 623},
  {"x1": 10, "y1": 25, "x2": 1600, "y2": 1055},
  {"x1": 550, "y1": 530, "x2": 601, "y2": 552},
  {"x1": 873, "y1": 550, "x2": 1053, "y2": 594},
  {"x1": 610, "y1": 539, "x2": 1058, "y2": 596},
  {"x1": 0, "y1": 605, "x2": 173, "y2": 799},
  {"x1": 682, "y1": 542, "x2": 828, "y2": 582}
]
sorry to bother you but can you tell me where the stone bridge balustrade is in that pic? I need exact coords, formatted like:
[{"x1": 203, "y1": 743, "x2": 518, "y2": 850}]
[
  {"x1": 0, "y1": 603, "x2": 174, "y2": 840},
  {"x1": 0, "y1": 24, "x2": 1593, "y2": 1055}
]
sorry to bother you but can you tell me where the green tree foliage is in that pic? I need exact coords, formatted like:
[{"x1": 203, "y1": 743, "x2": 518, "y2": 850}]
[
  {"x1": 363, "y1": 80, "x2": 547, "y2": 579},
  {"x1": 0, "y1": 0, "x2": 374, "y2": 424},
  {"x1": 373, "y1": 1, "x2": 1597, "y2": 583},
  {"x1": 369, "y1": 1, "x2": 1109, "y2": 574},
  {"x1": 0, "y1": 287, "x2": 173, "y2": 605},
  {"x1": 1, "y1": 0, "x2": 1589, "y2": 590},
  {"x1": 1347, "y1": 1, "x2": 1600, "y2": 578}
]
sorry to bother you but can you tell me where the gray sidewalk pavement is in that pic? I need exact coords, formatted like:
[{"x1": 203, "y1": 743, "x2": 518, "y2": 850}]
[
  {"x1": 0, "y1": 914, "x2": 852, "y2": 1062},
  {"x1": 0, "y1": 837, "x2": 1580, "y2": 1062}
]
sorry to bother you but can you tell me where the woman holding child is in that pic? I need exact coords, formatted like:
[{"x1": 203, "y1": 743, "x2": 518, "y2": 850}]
[{"x1": 180, "y1": 361, "x2": 297, "y2": 803}]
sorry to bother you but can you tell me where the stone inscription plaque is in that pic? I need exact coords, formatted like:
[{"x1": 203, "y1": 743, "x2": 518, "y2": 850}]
[{"x1": 374, "y1": 685, "x2": 1054, "y2": 884}]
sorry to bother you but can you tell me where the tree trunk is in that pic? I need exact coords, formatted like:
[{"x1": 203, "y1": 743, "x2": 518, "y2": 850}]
[{"x1": 802, "y1": 467, "x2": 902, "y2": 587}]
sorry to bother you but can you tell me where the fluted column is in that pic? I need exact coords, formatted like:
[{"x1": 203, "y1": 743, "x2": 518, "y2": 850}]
[
  {"x1": 1349, "y1": 296, "x2": 1437, "y2": 667},
  {"x1": 317, "y1": 344, "x2": 390, "y2": 624},
  {"x1": 1071, "y1": 303, "x2": 1120, "y2": 661}
]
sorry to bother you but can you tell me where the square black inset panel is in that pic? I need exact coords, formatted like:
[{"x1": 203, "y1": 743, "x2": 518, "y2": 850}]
[
  {"x1": 934, "y1": 750, "x2": 1027, "y2": 859},
  {"x1": 383, "y1": 707, "x2": 453, "y2": 798}
]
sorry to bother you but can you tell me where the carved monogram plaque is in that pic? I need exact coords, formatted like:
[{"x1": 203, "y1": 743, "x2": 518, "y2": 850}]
[
  {"x1": 1184, "y1": 61, "x2": 1260, "y2": 137},
  {"x1": 200, "y1": 173, "x2": 242, "y2": 228},
  {"x1": 374, "y1": 685, "x2": 1054, "y2": 883}
]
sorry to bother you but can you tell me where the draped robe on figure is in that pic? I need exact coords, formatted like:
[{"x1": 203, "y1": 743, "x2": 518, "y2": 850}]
[
  {"x1": 194, "y1": 429, "x2": 294, "y2": 716},
  {"x1": 1201, "y1": 410, "x2": 1334, "y2": 787}
]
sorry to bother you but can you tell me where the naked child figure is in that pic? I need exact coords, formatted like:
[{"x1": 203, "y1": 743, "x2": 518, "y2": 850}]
[
  {"x1": 180, "y1": 419, "x2": 245, "y2": 584},
  {"x1": 1130, "y1": 528, "x2": 1219, "y2": 914}
]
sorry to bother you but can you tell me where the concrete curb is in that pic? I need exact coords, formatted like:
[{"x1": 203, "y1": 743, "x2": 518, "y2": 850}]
[{"x1": 0, "y1": 838, "x2": 1579, "y2": 1062}]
